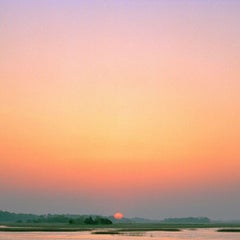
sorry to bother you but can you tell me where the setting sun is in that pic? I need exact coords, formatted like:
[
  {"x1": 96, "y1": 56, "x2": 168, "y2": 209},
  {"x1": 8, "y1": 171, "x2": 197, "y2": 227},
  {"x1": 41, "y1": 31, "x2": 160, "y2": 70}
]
[{"x1": 114, "y1": 212, "x2": 124, "y2": 220}]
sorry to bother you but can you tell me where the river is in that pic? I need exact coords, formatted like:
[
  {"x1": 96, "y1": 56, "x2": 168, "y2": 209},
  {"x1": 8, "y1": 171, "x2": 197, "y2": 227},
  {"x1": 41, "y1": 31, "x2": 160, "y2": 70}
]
[{"x1": 0, "y1": 228, "x2": 240, "y2": 240}]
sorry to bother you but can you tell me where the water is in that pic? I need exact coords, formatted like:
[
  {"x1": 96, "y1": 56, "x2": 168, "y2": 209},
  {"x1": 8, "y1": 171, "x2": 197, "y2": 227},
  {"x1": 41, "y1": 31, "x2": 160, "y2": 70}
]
[{"x1": 0, "y1": 229, "x2": 239, "y2": 240}]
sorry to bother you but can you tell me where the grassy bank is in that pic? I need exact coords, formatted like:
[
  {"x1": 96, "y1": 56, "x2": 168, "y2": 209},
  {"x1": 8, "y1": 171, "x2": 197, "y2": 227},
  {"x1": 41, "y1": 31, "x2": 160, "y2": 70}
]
[
  {"x1": 1, "y1": 222, "x2": 240, "y2": 232},
  {"x1": 217, "y1": 228, "x2": 240, "y2": 232}
]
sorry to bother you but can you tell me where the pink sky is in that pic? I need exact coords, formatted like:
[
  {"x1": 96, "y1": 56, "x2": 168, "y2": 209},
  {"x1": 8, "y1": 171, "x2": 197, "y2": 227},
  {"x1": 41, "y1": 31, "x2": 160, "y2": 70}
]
[{"x1": 1, "y1": 0, "x2": 240, "y2": 220}]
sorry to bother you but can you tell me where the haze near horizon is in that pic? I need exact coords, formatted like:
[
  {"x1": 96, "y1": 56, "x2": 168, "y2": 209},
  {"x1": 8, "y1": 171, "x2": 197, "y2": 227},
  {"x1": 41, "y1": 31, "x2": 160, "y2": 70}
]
[{"x1": 1, "y1": 0, "x2": 240, "y2": 220}]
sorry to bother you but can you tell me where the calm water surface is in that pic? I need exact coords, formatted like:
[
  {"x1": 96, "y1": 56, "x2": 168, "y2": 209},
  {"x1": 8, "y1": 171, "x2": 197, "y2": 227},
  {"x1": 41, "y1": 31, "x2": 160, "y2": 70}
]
[{"x1": 0, "y1": 229, "x2": 239, "y2": 240}]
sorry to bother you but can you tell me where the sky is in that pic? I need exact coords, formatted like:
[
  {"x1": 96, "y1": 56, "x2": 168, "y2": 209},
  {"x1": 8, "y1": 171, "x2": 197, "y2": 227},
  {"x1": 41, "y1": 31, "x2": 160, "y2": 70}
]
[{"x1": 0, "y1": 0, "x2": 240, "y2": 220}]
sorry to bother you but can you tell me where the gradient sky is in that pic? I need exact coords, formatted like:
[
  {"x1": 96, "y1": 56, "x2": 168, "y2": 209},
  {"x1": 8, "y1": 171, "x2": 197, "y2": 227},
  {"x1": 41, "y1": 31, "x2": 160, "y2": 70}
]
[{"x1": 1, "y1": 0, "x2": 240, "y2": 220}]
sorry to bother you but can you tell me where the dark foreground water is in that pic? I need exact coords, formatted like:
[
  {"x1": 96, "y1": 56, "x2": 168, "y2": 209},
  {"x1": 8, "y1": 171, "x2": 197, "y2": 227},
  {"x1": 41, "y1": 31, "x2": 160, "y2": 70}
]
[{"x1": 0, "y1": 229, "x2": 240, "y2": 240}]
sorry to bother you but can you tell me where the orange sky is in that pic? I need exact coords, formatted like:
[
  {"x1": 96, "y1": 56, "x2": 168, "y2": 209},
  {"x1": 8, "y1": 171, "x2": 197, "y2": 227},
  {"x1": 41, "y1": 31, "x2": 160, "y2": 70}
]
[{"x1": 1, "y1": 0, "x2": 240, "y2": 219}]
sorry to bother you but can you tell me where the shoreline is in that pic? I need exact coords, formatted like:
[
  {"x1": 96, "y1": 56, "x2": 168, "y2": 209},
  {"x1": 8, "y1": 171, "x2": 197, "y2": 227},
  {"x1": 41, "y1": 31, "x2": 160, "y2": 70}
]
[{"x1": 0, "y1": 223, "x2": 240, "y2": 232}]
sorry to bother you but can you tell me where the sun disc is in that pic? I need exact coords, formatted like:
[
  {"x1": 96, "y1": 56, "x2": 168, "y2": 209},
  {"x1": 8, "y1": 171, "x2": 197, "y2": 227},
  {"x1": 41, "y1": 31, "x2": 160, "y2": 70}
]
[{"x1": 114, "y1": 212, "x2": 123, "y2": 219}]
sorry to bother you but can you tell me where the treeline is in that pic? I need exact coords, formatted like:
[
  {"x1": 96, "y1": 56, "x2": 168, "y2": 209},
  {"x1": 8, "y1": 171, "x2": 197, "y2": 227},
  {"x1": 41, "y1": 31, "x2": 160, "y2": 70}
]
[
  {"x1": 162, "y1": 217, "x2": 210, "y2": 224},
  {"x1": 27, "y1": 214, "x2": 70, "y2": 223},
  {"x1": 30, "y1": 215, "x2": 112, "y2": 225},
  {"x1": 0, "y1": 210, "x2": 38, "y2": 222},
  {"x1": 0, "y1": 210, "x2": 112, "y2": 224}
]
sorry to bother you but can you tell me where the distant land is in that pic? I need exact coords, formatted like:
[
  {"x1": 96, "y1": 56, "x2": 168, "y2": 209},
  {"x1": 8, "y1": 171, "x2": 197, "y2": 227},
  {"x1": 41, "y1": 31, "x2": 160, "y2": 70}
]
[
  {"x1": 1, "y1": 210, "x2": 240, "y2": 234},
  {"x1": 1, "y1": 210, "x2": 238, "y2": 224}
]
